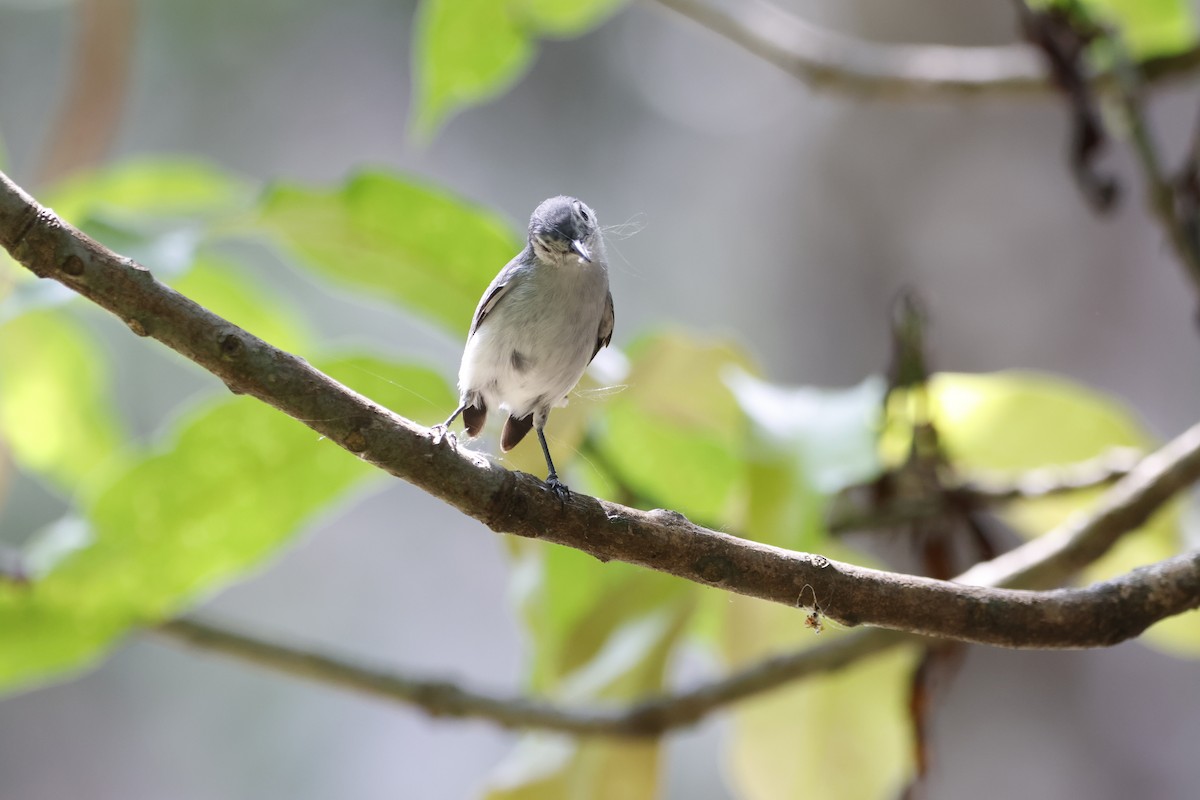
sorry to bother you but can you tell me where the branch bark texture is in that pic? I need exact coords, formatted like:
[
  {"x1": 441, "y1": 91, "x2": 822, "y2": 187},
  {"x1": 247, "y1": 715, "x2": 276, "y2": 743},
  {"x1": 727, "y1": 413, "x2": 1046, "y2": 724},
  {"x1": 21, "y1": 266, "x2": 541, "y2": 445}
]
[{"x1": 2, "y1": 170, "x2": 1199, "y2": 651}]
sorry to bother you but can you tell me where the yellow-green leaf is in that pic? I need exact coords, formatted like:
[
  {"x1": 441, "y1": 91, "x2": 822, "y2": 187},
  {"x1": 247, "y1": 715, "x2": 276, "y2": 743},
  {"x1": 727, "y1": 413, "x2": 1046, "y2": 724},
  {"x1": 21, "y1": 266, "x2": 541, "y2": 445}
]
[
  {"x1": 730, "y1": 372, "x2": 885, "y2": 550},
  {"x1": 594, "y1": 332, "x2": 754, "y2": 523},
  {"x1": 905, "y1": 372, "x2": 1196, "y2": 656},
  {"x1": 258, "y1": 171, "x2": 520, "y2": 336},
  {"x1": 518, "y1": 543, "x2": 692, "y2": 692},
  {"x1": 486, "y1": 735, "x2": 660, "y2": 800},
  {"x1": 0, "y1": 310, "x2": 126, "y2": 493},
  {"x1": 171, "y1": 254, "x2": 311, "y2": 355},
  {"x1": 722, "y1": 543, "x2": 917, "y2": 800},
  {"x1": 411, "y1": 0, "x2": 631, "y2": 135},
  {"x1": 1088, "y1": 0, "x2": 1195, "y2": 58},
  {"x1": 486, "y1": 602, "x2": 689, "y2": 799},
  {"x1": 322, "y1": 354, "x2": 456, "y2": 427},
  {"x1": 519, "y1": 0, "x2": 628, "y2": 37},
  {"x1": 0, "y1": 354, "x2": 452, "y2": 695},
  {"x1": 46, "y1": 158, "x2": 253, "y2": 227},
  {"x1": 412, "y1": 0, "x2": 534, "y2": 136}
]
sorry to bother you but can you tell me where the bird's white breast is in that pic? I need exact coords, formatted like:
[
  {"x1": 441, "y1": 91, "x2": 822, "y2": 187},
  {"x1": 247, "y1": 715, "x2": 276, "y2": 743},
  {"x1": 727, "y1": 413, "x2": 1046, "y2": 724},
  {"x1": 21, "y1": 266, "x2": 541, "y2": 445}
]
[{"x1": 459, "y1": 255, "x2": 608, "y2": 419}]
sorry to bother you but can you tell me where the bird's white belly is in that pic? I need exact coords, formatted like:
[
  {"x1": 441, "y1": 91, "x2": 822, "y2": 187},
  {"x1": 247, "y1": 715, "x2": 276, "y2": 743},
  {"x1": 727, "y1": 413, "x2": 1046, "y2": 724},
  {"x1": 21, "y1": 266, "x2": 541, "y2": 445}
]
[{"x1": 459, "y1": 286, "x2": 602, "y2": 419}]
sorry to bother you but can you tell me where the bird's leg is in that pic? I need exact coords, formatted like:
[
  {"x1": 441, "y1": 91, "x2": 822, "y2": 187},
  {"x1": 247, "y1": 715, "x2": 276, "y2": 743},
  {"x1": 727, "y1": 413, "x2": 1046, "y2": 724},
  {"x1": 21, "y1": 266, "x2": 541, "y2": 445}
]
[
  {"x1": 536, "y1": 424, "x2": 570, "y2": 499},
  {"x1": 432, "y1": 403, "x2": 466, "y2": 445}
]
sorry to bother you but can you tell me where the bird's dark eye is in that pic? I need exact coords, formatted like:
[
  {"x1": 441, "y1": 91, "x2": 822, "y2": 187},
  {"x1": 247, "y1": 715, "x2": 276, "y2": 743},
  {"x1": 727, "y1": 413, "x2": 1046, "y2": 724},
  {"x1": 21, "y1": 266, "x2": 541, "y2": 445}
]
[{"x1": 577, "y1": 204, "x2": 591, "y2": 222}]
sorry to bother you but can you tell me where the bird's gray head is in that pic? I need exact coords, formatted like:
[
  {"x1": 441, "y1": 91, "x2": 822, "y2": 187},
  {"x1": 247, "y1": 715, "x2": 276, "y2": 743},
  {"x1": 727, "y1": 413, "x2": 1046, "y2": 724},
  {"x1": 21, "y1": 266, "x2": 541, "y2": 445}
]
[{"x1": 528, "y1": 195, "x2": 600, "y2": 265}]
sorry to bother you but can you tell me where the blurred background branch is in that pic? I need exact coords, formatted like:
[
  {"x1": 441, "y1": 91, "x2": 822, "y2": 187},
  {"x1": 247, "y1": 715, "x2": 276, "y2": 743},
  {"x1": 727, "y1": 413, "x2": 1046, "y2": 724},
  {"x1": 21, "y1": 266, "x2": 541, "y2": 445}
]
[
  {"x1": 35, "y1": 0, "x2": 134, "y2": 185},
  {"x1": 652, "y1": 0, "x2": 1200, "y2": 98},
  {"x1": 1113, "y1": 35, "x2": 1200, "y2": 302},
  {"x1": 829, "y1": 446, "x2": 1141, "y2": 533}
]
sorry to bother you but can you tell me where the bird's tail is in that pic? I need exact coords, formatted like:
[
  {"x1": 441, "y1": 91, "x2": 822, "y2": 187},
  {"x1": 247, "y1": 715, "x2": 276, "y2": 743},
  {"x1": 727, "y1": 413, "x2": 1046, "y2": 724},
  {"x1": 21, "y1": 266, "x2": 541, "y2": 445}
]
[
  {"x1": 501, "y1": 414, "x2": 534, "y2": 451},
  {"x1": 463, "y1": 401, "x2": 487, "y2": 437}
]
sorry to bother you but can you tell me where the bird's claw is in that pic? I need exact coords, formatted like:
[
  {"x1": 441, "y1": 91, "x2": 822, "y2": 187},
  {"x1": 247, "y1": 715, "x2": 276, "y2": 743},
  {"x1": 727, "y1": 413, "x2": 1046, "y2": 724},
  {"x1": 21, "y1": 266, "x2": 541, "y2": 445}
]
[
  {"x1": 545, "y1": 475, "x2": 571, "y2": 501},
  {"x1": 431, "y1": 424, "x2": 457, "y2": 447}
]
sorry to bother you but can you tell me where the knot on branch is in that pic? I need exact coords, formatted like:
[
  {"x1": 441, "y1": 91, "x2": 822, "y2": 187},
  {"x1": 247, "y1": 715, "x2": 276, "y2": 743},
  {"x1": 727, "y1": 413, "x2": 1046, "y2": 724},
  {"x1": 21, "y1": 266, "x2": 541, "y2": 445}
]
[
  {"x1": 343, "y1": 421, "x2": 371, "y2": 454},
  {"x1": 59, "y1": 253, "x2": 86, "y2": 277},
  {"x1": 218, "y1": 331, "x2": 246, "y2": 361},
  {"x1": 694, "y1": 554, "x2": 733, "y2": 585}
]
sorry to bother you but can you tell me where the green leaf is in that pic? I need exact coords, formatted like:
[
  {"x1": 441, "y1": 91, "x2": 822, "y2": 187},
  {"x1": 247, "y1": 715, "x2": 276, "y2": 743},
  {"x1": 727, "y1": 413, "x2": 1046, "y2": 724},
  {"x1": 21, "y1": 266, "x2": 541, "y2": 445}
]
[
  {"x1": 0, "y1": 397, "x2": 361, "y2": 691},
  {"x1": 1029, "y1": 0, "x2": 1198, "y2": 59},
  {"x1": 411, "y1": 0, "x2": 630, "y2": 134},
  {"x1": 258, "y1": 171, "x2": 520, "y2": 335},
  {"x1": 0, "y1": 310, "x2": 126, "y2": 494},
  {"x1": 728, "y1": 640, "x2": 919, "y2": 800},
  {"x1": 322, "y1": 354, "x2": 457, "y2": 428},
  {"x1": 2, "y1": 161, "x2": 254, "y2": 318},
  {"x1": 412, "y1": 0, "x2": 535, "y2": 136},
  {"x1": 485, "y1": 735, "x2": 660, "y2": 800},
  {"x1": 485, "y1": 598, "x2": 689, "y2": 799},
  {"x1": 1089, "y1": 0, "x2": 1195, "y2": 58},
  {"x1": 910, "y1": 372, "x2": 1197, "y2": 656},
  {"x1": 593, "y1": 332, "x2": 754, "y2": 523},
  {"x1": 729, "y1": 373, "x2": 885, "y2": 495},
  {"x1": 898, "y1": 372, "x2": 1148, "y2": 471},
  {"x1": 0, "y1": 354, "x2": 451, "y2": 694},
  {"x1": 730, "y1": 372, "x2": 885, "y2": 550},
  {"x1": 46, "y1": 158, "x2": 254, "y2": 227},
  {"x1": 516, "y1": 543, "x2": 692, "y2": 692},
  {"x1": 171, "y1": 254, "x2": 311, "y2": 355},
  {"x1": 35, "y1": 159, "x2": 256, "y2": 282},
  {"x1": 519, "y1": 0, "x2": 628, "y2": 37},
  {"x1": 721, "y1": 544, "x2": 918, "y2": 800}
]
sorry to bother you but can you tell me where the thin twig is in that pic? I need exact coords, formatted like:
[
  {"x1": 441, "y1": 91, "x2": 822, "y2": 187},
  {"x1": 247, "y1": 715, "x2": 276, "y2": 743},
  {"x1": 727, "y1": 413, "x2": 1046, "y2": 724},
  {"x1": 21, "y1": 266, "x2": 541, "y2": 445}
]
[
  {"x1": 952, "y1": 447, "x2": 1141, "y2": 502},
  {"x1": 2, "y1": 169, "x2": 1198, "y2": 650},
  {"x1": 159, "y1": 617, "x2": 662, "y2": 736},
  {"x1": 157, "y1": 616, "x2": 913, "y2": 737},
  {"x1": 650, "y1": 0, "x2": 1200, "y2": 99},
  {"x1": 1111, "y1": 35, "x2": 1200, "y2": 296},
  {"x1": 829, "y1": 447, "x2": 1142, "y2": 533}
]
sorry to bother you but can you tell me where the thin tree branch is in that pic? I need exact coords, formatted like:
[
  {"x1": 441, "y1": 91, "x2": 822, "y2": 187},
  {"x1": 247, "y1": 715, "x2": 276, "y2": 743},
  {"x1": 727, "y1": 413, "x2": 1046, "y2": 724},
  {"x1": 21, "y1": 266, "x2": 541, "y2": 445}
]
[
  {"x1": 159, "y1": 616, "x2": 666, "y2": 736},
  {"x1": 650, "y1": 0, "x2": 1200, "y2": 99},
  {"x1": 829, "y1": 446, "x2": 1142, "y2": 533},
  {"x1": 952, "y1": 447, "x2": 1141, "y2": 502},
  {"x1": 157, "y1": 420, "x2": 1198, "y2": 736},
  {"x1": 1111, "y1": 38, "x2": 1200, "y2": 298},
  {"x1": 2, "y1": 169, "x2": 1198, "y2": 651},
  {"x1": 958, "y1": 420, "x2": 1200, "y2": 589},
  {"x1": 157, "y1": 615, "x2": 914, "y2": 737}
]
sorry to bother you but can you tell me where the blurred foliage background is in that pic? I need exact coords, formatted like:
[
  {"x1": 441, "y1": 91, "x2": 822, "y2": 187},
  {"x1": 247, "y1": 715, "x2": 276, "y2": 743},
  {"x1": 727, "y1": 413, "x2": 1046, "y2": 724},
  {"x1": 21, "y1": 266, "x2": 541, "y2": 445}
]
[{"x1": 2, "y1": 0, "x2": 1200, "y2": 798}]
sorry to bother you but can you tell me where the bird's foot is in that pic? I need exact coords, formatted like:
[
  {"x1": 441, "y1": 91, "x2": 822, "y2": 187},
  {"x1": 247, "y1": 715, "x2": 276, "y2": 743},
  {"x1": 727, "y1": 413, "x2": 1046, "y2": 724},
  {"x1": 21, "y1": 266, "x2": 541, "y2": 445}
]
[
  {"x1": 544, "y1": 474, "x2": 571, "y2": 501},
  {"x1": 430, "y1": 423, "x2": 457, "y2": 447}
]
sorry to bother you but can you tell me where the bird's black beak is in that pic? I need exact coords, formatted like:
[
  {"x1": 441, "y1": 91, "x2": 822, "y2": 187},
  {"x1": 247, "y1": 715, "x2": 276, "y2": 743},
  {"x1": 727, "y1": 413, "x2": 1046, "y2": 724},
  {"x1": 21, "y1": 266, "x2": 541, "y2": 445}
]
[{"x1": 570, "y1": 239, "x2": 592, "y2": 263}]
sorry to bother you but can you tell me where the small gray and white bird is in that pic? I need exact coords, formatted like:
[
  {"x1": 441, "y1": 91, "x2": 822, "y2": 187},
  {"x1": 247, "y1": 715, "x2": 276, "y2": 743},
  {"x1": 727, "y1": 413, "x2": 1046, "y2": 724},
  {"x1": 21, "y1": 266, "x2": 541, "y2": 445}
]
[{"x1": 437, "y1": 196, "x2": 614, "y2": 496}]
